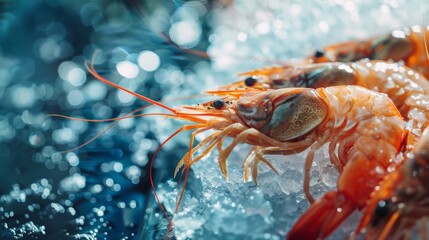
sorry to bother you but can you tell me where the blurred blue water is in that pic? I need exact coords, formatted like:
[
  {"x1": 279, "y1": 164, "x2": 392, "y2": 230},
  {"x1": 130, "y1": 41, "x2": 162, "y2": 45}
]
[{"x1": 0, "y1": 0, "x2": 212, "y2": 239}]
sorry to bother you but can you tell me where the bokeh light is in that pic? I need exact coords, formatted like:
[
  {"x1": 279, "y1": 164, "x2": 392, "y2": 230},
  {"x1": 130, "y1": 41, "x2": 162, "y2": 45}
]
[
  {"x1": 169, "y1": 20, "x2": 202, "y2": 48},
  {"x1": 137, "y1": 51, "x2": 160, "y2": 72},
  {"x1": 116, "y1": 61, "x2": 139, "y2": 79}
]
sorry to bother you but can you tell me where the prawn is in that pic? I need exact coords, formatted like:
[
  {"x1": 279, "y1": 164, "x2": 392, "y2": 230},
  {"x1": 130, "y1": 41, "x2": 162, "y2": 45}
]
[
  {"x1": 308, "y1": 25, "x2": 429, "y2": 79},
  {"x1": 217, "y1": 59, "x2": 429, "y2": 147},
  {"x1": 351, "y1": 26, "x2": 429, "y2": 240},
  {"x1": 352, "y1": 129, "x2": 429, "y2": 240},
  {"x1": 288, "y1": 32, "x2": 429, "y2": 238},
  {"x1": 84, "y1": 63, "x2": 406, "y2": 239},
  {"x1": 280, "y1": 86, "x2": 406, "y2": 239}
]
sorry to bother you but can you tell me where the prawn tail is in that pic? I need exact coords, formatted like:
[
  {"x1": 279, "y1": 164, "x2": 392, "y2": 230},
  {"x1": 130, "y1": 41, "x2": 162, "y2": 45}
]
[{"x1": 287, "y1": 191, "x2": 356, "y2": 240}]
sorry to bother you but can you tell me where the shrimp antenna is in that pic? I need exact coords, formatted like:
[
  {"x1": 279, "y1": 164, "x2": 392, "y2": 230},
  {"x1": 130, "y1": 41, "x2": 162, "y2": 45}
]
[
  {"x1": 85, "y1": 52, "x2": 222, "y2": 237},
  {"x1": 45, "y1": 104, "x2": 149, "y2": 154},
  {"x1": 206, "y1": 88, "x2": 263, "y2": 97},
  {"x1": 128, "y1": 0, "x2": 209, "y2": 59},
  {"x1": 149, "y1": 123, "x2": 208, "y2": 234},
  {"x1": 48, "y1": 109, "x2": 167, "y2": 154},
  {"x1": 85, "y1": 57, "x2": 176, "y2": 114},
  {"x1": 85, "y1": 52, "x2": 223, "y2": 120},
  {"x1": 47, "y1": 114, "x2": 141, "y2": 122},
  {"x1": 128, "y1": 0, "x2": 290, "y2": 66},
  {"x1": 47, "y1": 91, "x2": 210, "y2": 155}
]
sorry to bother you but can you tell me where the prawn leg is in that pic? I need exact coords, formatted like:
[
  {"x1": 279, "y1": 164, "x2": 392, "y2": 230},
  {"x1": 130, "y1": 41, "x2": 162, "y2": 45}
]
[
  {"x1": 174, "y1": 130, "x2": 221, "y2": 177},
  {"x1": 241, "y1": 146, "x2": 281, "y2": 184},
  {"x1": 218, "y1": 127, "x2": 316, "y2": 179}
]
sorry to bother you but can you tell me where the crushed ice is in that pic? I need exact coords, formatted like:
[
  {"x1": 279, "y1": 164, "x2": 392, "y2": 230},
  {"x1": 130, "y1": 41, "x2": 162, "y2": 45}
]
[{"x1": 156, "y1": 0, "x2": 428, "y2": 239}]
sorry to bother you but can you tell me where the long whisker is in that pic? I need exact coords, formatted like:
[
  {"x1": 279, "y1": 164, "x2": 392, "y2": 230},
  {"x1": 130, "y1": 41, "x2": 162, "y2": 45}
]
[
  {"x1": 128, "y1": 0, "x2": 210, "y2": 59},
  {"x1": 51, "y1": 111, "x2": 223, "y2": 124},
  {"x1": 54, "y1": 105, "x2": 151, "y2": 153},
  {"x1": 174, "y1": 131, "x2": 223, "y2": 213},
  {"x1": 149, "y1": 123, "x2": 210, "y2": 232},
  {"x1": 150, "y1": 128, "x2": 182, "y2": 229},
  {"x1": 85, "y1": 52, "x2": 233, "y2": 235},
  {"x1": 51, "y1": 113, "x2": 205, "y2": 154},
  {"x1": 205, "y1": 89, "x2": 263, "y2": 97},
  {"x1": 86, "y1": 57, "x2": 225, "y2": 124},
  {"x1": 58, "y1": 123, "x2": 117, "y2": 154},
  {"x1": 174, "y1": 161, "x2": 191, "y2": 213},
  {"x1": 175, "y1": 124, "x2": 214, "y2": 214},
  {"x1": 86, "y1": 57, "x2": 178, "y2": 113},
  {"x1": 47, "y1": 92, "x2": 213, "y2": 143},
  {"x1": 47, "y1": 113, "x2": 145, "y2": 122}
]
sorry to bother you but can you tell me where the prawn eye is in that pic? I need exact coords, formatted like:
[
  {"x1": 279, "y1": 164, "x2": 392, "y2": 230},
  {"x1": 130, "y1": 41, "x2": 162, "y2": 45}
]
[
  {"x1": 313, "y1": 49, "x2": 325, "y2": 58},
  {"x1": 372, "y1": 199, "x2": 391, "y2": 226},
  {"x1": 244, "y1": 76, "x2": 257, "y2": 87},
  {"x1": 212, "y1": 99, "x2": 225, "y2": 109}
]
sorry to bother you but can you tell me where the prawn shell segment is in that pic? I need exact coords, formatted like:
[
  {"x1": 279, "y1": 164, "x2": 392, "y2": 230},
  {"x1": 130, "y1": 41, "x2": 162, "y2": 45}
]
[
  {"x1": 370, "y1": 32, "x2": 414, "y2": 61},
  {"x1": 261, "y1": 89, "x2": 328, "y2": 142},
  {"x1": 313, "y1": 40, "x2": 370, "y2": 63}
]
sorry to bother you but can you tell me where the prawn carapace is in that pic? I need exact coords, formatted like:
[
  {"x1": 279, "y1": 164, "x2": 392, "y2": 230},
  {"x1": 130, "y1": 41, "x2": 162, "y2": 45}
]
[{"x1": 309, "y1": 25, "x2": 429, "y2": 78}]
